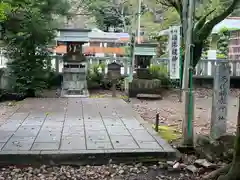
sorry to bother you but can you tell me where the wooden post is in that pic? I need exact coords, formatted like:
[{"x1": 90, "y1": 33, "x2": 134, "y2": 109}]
[{"x1": 155, "y1": 113, "x2": 159, "y2": 132}]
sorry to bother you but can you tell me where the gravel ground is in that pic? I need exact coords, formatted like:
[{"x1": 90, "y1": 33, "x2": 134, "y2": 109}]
[{"x1": 0, "y1": 164, "x2": 198, "y2": 180}]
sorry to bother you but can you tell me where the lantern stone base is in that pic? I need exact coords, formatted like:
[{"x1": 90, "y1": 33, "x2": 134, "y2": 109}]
[{"x1": 61, "y1": 89, "x2": 89, "y2": 97}]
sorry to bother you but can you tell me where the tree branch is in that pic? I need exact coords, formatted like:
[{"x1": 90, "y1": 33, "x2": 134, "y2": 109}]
[
  {"x1": 194, "y1": 8, "x2": 216, "y2": 37},
  {"x1": 199, "y1": 0, "x2": 239, "y2": 39},
  {"x1": 157, "y1": 0, "x2": 182, "y2": 13},
  {"x1": 157, "y1": 0, "x2": 173, "y2": 7}
]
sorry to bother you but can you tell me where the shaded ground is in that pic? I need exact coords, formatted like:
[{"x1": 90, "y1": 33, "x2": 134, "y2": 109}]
[
  {"x1": 131, "y1": 92, "x2": 238, "y2": 135},
  {"x1": 0, "y1": 164, "x2": 198, "y2": 180}
]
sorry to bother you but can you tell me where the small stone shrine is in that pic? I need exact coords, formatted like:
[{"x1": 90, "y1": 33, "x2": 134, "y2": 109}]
[
  {"x1": 107, "y1": 62, "x2": 121, "y2": 97},
  {"x1": 55, "y1": 28, "x2": 91, "y2": 97}
]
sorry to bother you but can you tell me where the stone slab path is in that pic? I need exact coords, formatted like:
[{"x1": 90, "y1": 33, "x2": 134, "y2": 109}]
[{"x1": 0, "y1": 98, "x2": 175, "y2": 162}]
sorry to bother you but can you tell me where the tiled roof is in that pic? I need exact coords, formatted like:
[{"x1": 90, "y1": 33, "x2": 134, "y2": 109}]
[{"x1": 52, "y1": 45, "x2": 125, "y2": 55}]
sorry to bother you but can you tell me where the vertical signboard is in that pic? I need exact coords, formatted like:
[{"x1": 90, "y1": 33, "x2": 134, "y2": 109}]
[
  {"x1": 169, "y1": 26, "x2": 181, "y2": 79},
  {"x1": 211, "y1": 62, "x2": 230, "y2": 139}
]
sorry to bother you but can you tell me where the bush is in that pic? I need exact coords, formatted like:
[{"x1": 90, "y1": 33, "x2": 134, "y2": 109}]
[
  {"x1": 46, "y1": 71, "x2": 62, "y2": 88},
  {"x1": 148, "y1": 65, "x2": 170, "y2": 87},
  {"x1": 87, "y1": 64, "x2": 105, "y2": 89},
  {"x1": 87, "y1": 63, "x2": 124, "y2": 90},
  {"x1": 101, "y1": 77, "x2": 124, "y2": 90},
  {"x1": 217, "y1": 53, "x2": 226, "y2": 59},
  {"x1": 148, "y1": 64, "x2": 168, "y2": 79},
  {"x1": 0, "y1": 89, "x2": 25, "y2": 102}
]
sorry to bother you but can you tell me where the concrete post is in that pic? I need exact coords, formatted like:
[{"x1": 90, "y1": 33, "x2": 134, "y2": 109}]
[
  {"x1": 210, "y1": 62, "x2": 230, "y2": 139},
  {"x1": 112, "y1": 79, "x2": 117, "y2": 97}
]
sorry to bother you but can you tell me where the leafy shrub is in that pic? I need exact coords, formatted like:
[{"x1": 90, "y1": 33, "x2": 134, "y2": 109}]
[
  {"x1": 217, "y1": 53, "x2": 226, "y2": 59},
  {"x1": 87, "y1": 64, "x2": 105, "y2": 89},
  {"x1": 148, "y1": 65, "x2": 170, "y2": 87},
  {"x1": 101, "y1": 77, "x2": 124, "y2": 90},
  {"x1": 46, "y1": 71, "x2": 62, "y2": 88},
  {"x1": 148, "y1": 64, "x2": 168, "y2": 79},
  {"x1": 87, "y1": 63, "x2": 124, "y2": 90}
]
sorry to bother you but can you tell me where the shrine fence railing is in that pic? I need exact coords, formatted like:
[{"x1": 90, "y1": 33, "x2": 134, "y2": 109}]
[{"x1": 2, "y1": 54, "x2": 240, "y2": 78}]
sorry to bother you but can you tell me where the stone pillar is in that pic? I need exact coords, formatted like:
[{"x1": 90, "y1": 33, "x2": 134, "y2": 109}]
[
  {"x1": 210, "y1": 62, "x2": 230, "y2": 139},
  {"x1": 55, "y1": 55, "x2": 59, "y2": 73},
  {"x1": 124, "y1": 59, "x2": 128, "y2": 76}
]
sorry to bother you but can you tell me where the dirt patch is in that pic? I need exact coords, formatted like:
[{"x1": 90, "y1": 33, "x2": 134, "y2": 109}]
[{"x1": 131, "y1": 89, "x2": 238, "y2": 135}]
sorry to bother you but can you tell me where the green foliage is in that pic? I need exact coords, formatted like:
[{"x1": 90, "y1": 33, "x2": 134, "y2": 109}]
[
  {"x1": 87, "y1": 63, "x2": 124, "y2": 90},
  {"x1": 202, "y1": 36, "x2": 211, "y2": 58},
  {"x1": 148, "y1": 64, "x2": 168, "y2": 79},
  {"x1": 82, "y1": 0, "x2": 130, "y2": 31},
  {"x1": 217, "y1": 34, "x2": 229, "y2": 59},
  {"x1": 87, "y1": 63, "x2": 105, "y2": 84},
  {"x1": 217, "y1": 53, "x2": 226, "y2": 59},
  {"x1": 216, "y1": 27, "x2": 240, "y2": 59},
  {"x1": 82, "y1": 0, "x2": 180, "y2": 34},
  {"x1": 46, "y1": 71, "x2": 62, "y2": 88},
  {"x1": 152, "y1": 125, "x2": 181, "y2": 142},
  {"x1": 0, "y1": 2, "x2": 11, "y2": 21},
  {"x1": 148, "y1": 64, "x2": 170, "y2": 86},
  {"x1": 3, "y1": 0, "x2": 69, "y2": 97},
  {"x1": 153, "y1": 35, "x2": 168, "y2": 57}
]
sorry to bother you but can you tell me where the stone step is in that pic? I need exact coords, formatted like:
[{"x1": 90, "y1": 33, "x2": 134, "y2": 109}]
[{"x1": 136, "y1": 94, "x2": 162, "y2": 100}]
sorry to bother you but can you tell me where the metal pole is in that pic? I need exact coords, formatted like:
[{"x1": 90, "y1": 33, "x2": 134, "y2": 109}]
[
  {"x1": 137, "y1": 0, "x2": 141, "y2": 44},
  {"x1": 182, "y1": 0, "x2": 195, "y2": 147},
  {"x1": 129, "y1": 32, "x2": 135, "y2": 82},
  {"x1": 182, "y1": 0, "x2": 191, "y2": 94}
]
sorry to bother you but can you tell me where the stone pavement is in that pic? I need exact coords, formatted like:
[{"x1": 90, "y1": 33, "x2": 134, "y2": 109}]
[{"x1": 0, "y1": 98, "x2": 175, "y2": 163}]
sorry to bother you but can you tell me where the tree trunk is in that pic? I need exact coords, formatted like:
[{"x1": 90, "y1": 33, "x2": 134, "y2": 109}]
[
  {"x1": 218, "y1": 97, "x2": 240, "y2": 180},
  {"x1": 192, "y1": 42, "x2": 204, "y2": 68}
]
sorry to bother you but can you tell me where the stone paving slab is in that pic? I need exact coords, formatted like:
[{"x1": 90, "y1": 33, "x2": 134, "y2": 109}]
[{"x1": 0, "y1": 98, "x2": 175, "y2": 163}]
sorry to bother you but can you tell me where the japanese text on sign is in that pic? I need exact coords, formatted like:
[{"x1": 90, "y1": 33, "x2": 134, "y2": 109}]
[
  {"x1": 215, "y1": 65, "x2": 230, "y2": 123},
  {"x1": 169, "y1": 26, "x2": 181, "y2": 79}
]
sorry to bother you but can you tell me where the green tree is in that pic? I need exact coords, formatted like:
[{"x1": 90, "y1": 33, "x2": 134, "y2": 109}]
[
  {"x1": 82, "y1": 0, "x2": 131, "y2": 31},
  {"x1": 217, "y1": 27, "x2": 230, "y2": 58},
  {"x1": 2, "y1": 0, "x2": 69, "y2": 97},
  {"x1": 0, "y1": 2, "x2": 11, "y2": 21},
  {"x1": 231, "y1": 3, "x2": 240, "y2": 16}
]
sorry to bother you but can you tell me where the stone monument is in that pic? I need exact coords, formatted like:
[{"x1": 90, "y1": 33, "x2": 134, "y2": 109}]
[
  {"x1": 55, "y1": 28, "x2": 91, "y2": 97},
  {"x1": 210, "y1": 61, "x2": 230, "y2": 139},
  {"x1": 107, "y1": 62, "x2": 121, "y2": 97}
]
